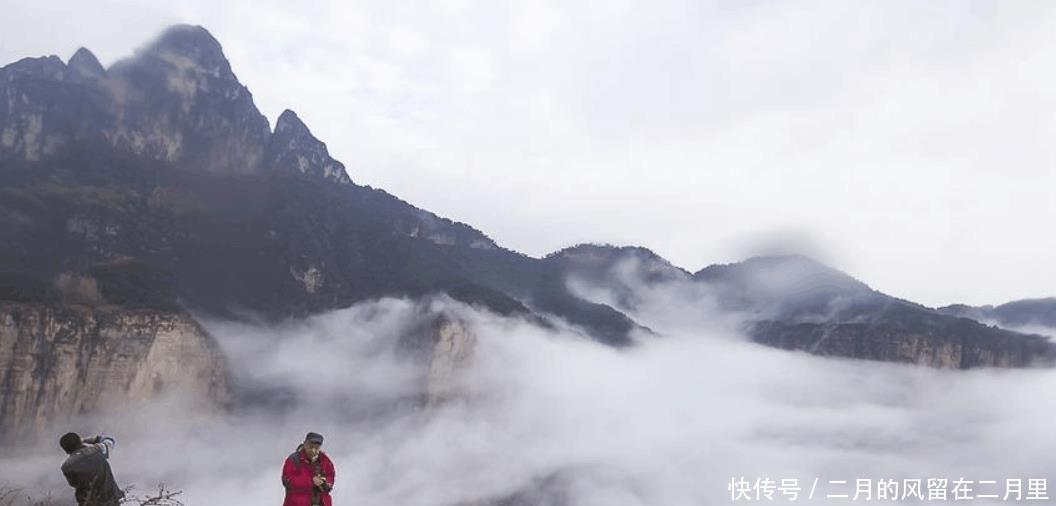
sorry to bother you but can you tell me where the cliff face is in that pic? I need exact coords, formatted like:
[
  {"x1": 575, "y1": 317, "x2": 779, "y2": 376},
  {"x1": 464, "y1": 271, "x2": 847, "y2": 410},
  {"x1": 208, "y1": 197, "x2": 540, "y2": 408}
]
[
  {"x1": 750, "y1": 320, "x2": 1056, "y2": 368},
  {"x1": 390, "y1": 305, "x2": 479, "y2": 409},
  {"x1": 0, "y1": 301, "x2": 229, "y2": 442},
  {"x1": 426, "y1": 317, "x2": 476, "y2": 408}
]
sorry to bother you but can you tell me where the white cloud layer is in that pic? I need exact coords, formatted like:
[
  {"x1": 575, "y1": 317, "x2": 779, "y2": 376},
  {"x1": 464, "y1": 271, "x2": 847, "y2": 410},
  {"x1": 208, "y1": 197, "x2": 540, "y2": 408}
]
[{"x1": 2, "y1": 292, "x2": 1055, "y2": 505}]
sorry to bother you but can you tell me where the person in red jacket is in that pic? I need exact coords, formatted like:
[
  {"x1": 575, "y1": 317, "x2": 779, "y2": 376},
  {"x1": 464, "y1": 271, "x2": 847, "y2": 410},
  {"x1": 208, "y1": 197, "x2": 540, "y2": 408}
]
[{"x1": 282, "y1": 432, "x2": 336, "y2": 506}]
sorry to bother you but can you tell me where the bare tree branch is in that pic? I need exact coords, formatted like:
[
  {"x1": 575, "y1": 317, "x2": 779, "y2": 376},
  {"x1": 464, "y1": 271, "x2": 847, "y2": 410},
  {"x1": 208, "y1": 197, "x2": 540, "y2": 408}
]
[{"x1": 120, "y1": 484, "x2": 184, "y2": 506}]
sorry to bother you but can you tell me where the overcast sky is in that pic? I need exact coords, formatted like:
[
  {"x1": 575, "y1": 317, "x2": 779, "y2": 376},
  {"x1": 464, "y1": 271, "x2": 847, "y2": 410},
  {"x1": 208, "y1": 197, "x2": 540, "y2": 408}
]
[{"x1": 1, "y1": 0, "x2": 1054, "y2": 307}]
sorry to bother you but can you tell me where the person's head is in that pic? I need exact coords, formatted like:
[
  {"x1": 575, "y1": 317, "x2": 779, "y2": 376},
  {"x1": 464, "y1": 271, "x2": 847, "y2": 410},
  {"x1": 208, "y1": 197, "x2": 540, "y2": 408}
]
[
  {"x1": 59, "y1": 432, "x2": 83, "y2": 454},
  {"x1": 302, "y1": 432, "x2": 324, "y2": 461}
]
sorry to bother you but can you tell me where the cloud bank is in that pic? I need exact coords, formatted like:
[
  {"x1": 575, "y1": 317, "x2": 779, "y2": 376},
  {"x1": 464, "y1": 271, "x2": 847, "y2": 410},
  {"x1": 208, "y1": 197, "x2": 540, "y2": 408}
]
[{"x1": 4, "y1": 284, "x2": 1055, "y2": 505}]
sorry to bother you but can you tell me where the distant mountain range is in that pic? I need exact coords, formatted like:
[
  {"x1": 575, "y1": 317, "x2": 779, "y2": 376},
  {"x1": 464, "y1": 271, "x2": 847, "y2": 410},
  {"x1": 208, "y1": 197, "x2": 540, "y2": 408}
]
[
  {"x1": 1, "y1": 24, "x2": 1053, "y2": 373},
  {"x1": 938, "y1": 298, "x2": 1056, "y2": 329}
]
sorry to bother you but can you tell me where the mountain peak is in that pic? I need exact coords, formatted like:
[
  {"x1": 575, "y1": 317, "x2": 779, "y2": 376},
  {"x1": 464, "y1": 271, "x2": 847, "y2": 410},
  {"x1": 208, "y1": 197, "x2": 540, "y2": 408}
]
[
  {"x1": 275, "y1": 109, "x2": 311, "y2": 136},
  {"x1": 148, "y1": 25, "x2": 224, "y2": 59},
  {"x1": 695, "y1": 254, "x2": 826, "y2": 278},
  {"x1": 124, "y1": 24, "x2": 234, "y2": 81},
  {"x1": 695, "y1": 254, "x2": 877, "y2": 310},
  {"x1": 93, "y1": 24, "x2": 273, "y2": 174},
  {"x1": 267, "y1": 109, "x2": 352, "y2": 184},
  {"x1": 549, "y1": 243, "x2": 666, "y2": 263},
  {"x1": 545, "y1": 243, "x2": 692, "y2": 284},
  {"x1": 68, "y1": 47, "x2": 105, "y2": 81}
]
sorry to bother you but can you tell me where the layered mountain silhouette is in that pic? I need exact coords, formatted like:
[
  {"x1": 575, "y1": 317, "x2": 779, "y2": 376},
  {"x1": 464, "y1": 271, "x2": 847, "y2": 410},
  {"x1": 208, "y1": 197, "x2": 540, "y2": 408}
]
[
  {"x1": 1, "y1": 25, "x2": 1053, "y2": 368},
  {"x1": 938, "y1": 298, "x2": 1056, "y2": 330}
]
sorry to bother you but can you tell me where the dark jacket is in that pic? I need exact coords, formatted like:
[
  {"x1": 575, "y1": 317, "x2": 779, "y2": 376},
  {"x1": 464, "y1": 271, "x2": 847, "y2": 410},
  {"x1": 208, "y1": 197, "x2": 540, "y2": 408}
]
[
  {"x1": 282, "y1": 445, "x2": 336, "y2": 506},
  {"x1": 60, "y1": 435, "x2": 124, "y2": 506}
]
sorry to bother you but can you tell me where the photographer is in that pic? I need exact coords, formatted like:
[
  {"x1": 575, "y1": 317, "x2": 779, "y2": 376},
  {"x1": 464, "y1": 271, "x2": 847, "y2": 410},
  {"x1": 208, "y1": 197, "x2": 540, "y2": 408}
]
[
  {"x1": 281, "y1": 432, "x2": 336, "y2": 506},
  {"x1": 59, "y1": 432, "x2": 125, "y2": 506}
]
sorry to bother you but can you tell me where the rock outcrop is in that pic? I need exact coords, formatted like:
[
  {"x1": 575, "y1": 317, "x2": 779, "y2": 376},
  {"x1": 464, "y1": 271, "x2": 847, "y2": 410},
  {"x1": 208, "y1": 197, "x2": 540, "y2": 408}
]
[
  {"x1": 0, "y1": 301, "x2": 230, "y2": 443},
  {"x1": 266, "y1": 109, "x2": 351, "y2": 185},
  {"x1": 426, "y1": 317, "x2": 476, "y2": 408}
]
